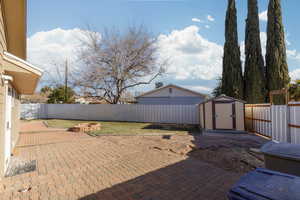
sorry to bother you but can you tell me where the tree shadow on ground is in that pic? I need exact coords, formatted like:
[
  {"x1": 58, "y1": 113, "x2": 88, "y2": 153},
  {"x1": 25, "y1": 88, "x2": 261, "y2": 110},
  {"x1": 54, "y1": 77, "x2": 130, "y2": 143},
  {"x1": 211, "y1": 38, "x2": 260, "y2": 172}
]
[
  {"x1": 79, "y1": 133, "x2": 268, "y2": 200},
  {"x1": 142, "y1": 123, "x2": 200, "y2": 134},
  {"x1": 80, "y1": 158, "x2": 239, "y2": 200}
]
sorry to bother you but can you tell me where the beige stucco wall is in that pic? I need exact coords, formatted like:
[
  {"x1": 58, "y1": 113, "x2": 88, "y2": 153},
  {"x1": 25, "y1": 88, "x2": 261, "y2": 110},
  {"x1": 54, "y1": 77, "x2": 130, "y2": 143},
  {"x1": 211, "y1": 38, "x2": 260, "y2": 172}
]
[
  {"x1": 11, "y1": 91, "x2": 20, "y2": 149},
  {"x1": 0, "y1": 1, "x2": 22, "y2": 178},
  {"x1": 0, "y1": 0, "x2": 31, "y2": 178},
  {"x1": 0, "y1": 85, "x2": 5, "y2": 178},
  {"x1": 0, "y1": 2, "x2": 7, "y2": 178},
  {"x1": 204, "y1": 102, "x2": 213, "y2": 130},
  {"x1": 143, "y1": 86, "x2": 200, "y2": 97},
  {"x1": 0, "y1": 86, "x2": 4, "y2": 178},
  {"x1": 235, "y1": 101, "x2": 245, "y2": 131}
]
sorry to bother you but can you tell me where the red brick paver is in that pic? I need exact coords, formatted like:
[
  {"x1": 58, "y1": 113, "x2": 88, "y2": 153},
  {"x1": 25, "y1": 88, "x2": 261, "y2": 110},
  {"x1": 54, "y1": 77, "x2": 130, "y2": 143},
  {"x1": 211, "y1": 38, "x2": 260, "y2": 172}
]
[
  {"x1": 20, "y1": 121, "x2": 65, "y2": 133},
  {"x1": 17, "y1": 131, "x2": 89, "y2": 148},
  {"x1": 0, "y1": 122, "x2": 242, "y2": 200}
]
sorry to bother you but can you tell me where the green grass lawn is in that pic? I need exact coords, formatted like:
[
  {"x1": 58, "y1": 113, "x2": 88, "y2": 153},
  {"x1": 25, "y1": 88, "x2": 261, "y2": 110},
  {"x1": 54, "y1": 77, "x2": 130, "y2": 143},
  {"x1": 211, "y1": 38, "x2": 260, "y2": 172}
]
[{"x1": 45, "y1": 119, "x2": 199, "y2": 136}]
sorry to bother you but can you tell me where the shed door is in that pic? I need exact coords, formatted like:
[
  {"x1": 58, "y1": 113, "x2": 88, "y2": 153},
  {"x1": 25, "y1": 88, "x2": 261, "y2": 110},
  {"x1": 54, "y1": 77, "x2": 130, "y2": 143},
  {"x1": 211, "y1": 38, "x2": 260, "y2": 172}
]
[{"x1": 215, "y1": 103, "x2": 233, "y2": 130}]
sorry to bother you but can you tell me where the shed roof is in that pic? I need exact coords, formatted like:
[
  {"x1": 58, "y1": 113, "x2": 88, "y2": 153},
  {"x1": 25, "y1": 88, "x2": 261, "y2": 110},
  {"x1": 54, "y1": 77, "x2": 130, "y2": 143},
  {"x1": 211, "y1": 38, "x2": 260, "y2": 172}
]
[
  {"x1": 201, "y1": 94, "x2": 246, "y2": 104},
  {"x1": 136, "y1": 84, "x2": 208, "y2": 98}
]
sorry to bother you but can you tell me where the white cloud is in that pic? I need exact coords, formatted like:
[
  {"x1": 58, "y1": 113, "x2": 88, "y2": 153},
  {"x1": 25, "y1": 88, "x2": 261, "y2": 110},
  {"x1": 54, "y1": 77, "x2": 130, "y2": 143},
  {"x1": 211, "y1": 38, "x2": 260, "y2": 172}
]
[
  {"x1": 290, "y1": 69, "x2": 300, "y2": 81},
  {"x1": 186, "y1": 85, "x2": 212, "y2": 93},
  {"x1": 28, "y1": 26, "x2": 223, "y2": 86},
  {"x1": 157, "y1": 25, "x2": 223, "y2": 80},
  {"x1": 27, "y1": 28, "x2": 98, "y2": 84},
  {"x1": 207, "y1": 15, "x2": 215, "y2": 22},
  {"x1": 287, "y1": 49, "x2": 300, "y2": 61},
  {"x1": 239, "y1": 31, "x2": 300, "y2": 81},
  {"x1": 205, "y1": 25, "x2": 210, "y2": 29},
  {"x1": 192, "y1": 18, "x2": 202, "y2": 23},
  {"x1": 241, "y1": 32, "x2": 294, "y2": 63},
  {"x1": 28, "y1": 28, "x2": 84, "y2": 64},
  {"x1": 260, "y1": 32, "x2": 268, "y2": 56},
  {"x1": 259, "y1": 10, "x2": 268, "y2": 22},
  {"x1": 29, "y1": 26, "x2": 300, "y2": 89},
  {"x1": 287, "y1": 50, "x2": 300, "y2": 81},
  {"x1": 240, "y1": 32, "x2": 267, "y2": 65}
]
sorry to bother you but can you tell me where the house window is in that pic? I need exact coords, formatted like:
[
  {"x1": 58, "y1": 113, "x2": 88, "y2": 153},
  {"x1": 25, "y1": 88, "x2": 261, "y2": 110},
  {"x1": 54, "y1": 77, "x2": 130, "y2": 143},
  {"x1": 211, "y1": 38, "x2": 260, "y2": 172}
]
[{"x1": 169, "y1": 88, "x2": 173, "y2": 94}]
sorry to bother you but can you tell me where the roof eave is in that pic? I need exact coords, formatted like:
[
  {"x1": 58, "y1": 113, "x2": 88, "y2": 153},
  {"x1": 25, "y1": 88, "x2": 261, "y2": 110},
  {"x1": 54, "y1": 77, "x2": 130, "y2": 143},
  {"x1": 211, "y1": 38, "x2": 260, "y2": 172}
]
[
  {"x1": 3, "y1": 51, "x2": 43, "y2": 94},
  {"x1": 2, "y1": 0, "x2": 27, "y2": 59}
]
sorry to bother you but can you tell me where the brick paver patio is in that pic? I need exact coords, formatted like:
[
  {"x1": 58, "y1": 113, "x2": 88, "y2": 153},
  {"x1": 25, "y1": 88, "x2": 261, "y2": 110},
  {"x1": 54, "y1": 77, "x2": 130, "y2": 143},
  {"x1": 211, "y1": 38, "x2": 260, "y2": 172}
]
[{"x1": 0, "y1": 121, "x2": 242, "y2": 200}]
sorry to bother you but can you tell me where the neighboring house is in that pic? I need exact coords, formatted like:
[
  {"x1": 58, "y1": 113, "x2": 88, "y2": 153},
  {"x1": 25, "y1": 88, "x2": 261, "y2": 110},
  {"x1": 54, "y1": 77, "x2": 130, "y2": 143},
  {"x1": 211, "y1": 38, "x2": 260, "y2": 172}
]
[
  {"x1": 136, "y1": 84, "x2": 208, "y2": 105},
  {"x1": 0, "y1": 0, "x2": 42, "y2": 177},
  {"x1": 75, "y1": 96, "x2": 136, "y2": 104},
  {"x1": 75, "y1": 96, "x2": 107, "y2": 104},
  {"x1": 21, "y1": 93, "x2": 48, "y2": 104}
]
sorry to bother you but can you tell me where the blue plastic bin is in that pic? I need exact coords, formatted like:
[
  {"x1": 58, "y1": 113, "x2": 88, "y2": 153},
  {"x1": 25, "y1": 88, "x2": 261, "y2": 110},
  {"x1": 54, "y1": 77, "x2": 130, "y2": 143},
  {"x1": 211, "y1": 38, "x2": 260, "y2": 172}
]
[{"x1": 228, "y1": 168, "x2": 300, "y2": 200}]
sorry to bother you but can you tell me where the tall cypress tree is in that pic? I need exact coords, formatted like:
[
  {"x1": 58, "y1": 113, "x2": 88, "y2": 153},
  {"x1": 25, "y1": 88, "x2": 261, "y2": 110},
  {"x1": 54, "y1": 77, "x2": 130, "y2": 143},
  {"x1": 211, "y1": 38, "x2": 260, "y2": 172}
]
[
  {"x1": 266, "y1": 0, "x2": 290, "y2": 103},
  {"x1": 244, "y1": 0, "x2": 266, "y2": 103},
  {"x1": 221, "y1": 0, "x2": 244, "y2": 99}
]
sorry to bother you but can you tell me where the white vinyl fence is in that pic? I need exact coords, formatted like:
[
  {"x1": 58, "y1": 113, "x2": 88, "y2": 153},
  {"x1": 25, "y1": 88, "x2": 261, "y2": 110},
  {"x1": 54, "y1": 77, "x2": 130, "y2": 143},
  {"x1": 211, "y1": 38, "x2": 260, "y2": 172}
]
[
  {"x1": 245, "y1": 104, "x2": 272, "y2": 138},
  {"x1": 21, "y1": 104, "x2": 199, "y2": 125},
  {"x1": 246, "y1": 102, "x2": 300, "y2": 144},
  {"x1": 21, "y1": 104, "x2": 48, "y2": 119}
]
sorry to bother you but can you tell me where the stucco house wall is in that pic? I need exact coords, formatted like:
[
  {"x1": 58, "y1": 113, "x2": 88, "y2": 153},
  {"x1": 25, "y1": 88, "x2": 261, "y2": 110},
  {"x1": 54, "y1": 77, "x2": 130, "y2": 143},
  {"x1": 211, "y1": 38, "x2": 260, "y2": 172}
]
[
  {"x1": 0, "y1": 0, "x2": 42, "y2": 178},
  {"x1": 0, "y1": 1, "x2": 8, "y2": 178}
]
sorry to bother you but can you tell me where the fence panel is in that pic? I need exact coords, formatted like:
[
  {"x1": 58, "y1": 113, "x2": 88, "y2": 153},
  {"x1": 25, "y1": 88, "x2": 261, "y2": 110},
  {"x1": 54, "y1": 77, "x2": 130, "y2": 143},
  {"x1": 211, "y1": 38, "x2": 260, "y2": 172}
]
[
  {"x1": 271, "y1": 105, "x2": 288, "y2": 143},
  {"x1": 21, "y1": 104, "x2": 199, "y2": 125},
  {"x1": 289, "y1": 103, "x2": 300, "y2": 144},
  {"x1": 21, "y1": 104, "x2": 48, "y2": 119},
  {"x1": 246, "y1": 103, "x2": 300, "y2": 144},
  {"x1": 245, "y1": 104, "x2": 272, "y2": 137}
]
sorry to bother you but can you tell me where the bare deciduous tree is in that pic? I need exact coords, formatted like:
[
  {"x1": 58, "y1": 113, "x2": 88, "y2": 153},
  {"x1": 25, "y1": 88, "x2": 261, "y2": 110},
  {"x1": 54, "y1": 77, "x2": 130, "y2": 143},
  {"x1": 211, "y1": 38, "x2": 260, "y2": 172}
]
[
  {"x1": 74, "y1": 26, "x2": 167, "y2": 104},
  {"x1": 41, "y1": 59, "x2": 70, "y2": 88}
]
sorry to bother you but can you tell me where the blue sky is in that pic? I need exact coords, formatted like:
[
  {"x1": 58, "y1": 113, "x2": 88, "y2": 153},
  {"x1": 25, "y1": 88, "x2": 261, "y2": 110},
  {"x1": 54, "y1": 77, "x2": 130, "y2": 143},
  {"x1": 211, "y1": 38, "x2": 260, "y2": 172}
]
[{"x1": 27, "y1": 0, "x2": 300, "y2": 94}]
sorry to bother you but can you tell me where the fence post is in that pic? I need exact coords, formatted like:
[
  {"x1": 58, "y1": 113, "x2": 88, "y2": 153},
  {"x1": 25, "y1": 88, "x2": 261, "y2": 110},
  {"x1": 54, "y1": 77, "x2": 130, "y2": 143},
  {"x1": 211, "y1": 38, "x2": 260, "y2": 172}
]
[
  {"x1": 286, "y1": 104, "x2": 291, "y2": 143},
  {"x1": 251, "y1": 106, "x2": 254, "y2": 132}
]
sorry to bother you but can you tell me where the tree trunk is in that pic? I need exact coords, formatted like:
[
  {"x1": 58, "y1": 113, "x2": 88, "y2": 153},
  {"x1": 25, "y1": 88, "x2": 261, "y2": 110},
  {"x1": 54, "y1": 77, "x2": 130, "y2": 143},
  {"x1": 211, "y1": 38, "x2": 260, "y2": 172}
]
[
  {"x1": 244, "y1": 0, "x2": 266, "y2": 103},
  {"x1": 222, "y1": 0, "x2": 244, "y2": 99}
]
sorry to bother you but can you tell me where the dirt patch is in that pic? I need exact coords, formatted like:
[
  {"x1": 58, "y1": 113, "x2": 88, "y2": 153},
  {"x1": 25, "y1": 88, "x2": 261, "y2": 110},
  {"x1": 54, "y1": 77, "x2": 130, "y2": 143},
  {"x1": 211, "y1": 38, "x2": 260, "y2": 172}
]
[
  {"x1": 188, "y1": 147, "x2": 264, "y2": 173},
  {"x1": 151, "y1": 143, "x2": 195, "y2": 155},
  {"x1": 145, "y1": 134, "x2": 267, "y2": 174},
  {"x1": 143, "y1": 123, "x2": 200, "y2": 133},
  {"x1": 101, "y1": 133, "x2": 268, "y2": 174}
]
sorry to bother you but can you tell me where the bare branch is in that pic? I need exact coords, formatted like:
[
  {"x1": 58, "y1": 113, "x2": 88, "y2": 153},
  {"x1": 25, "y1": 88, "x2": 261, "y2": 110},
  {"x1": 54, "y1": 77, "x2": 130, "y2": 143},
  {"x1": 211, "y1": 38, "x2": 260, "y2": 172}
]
[{"x1": 73, "y1": 26, "x2": 168, "y2": 104}]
